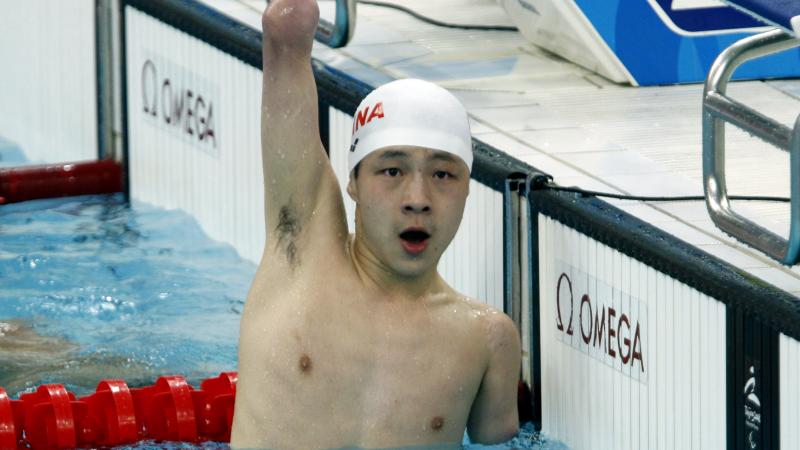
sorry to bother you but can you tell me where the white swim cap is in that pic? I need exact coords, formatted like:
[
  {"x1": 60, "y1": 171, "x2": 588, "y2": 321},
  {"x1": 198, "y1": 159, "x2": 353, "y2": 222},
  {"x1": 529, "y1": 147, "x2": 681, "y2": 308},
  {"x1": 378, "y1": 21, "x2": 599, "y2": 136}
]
[{"x1": 348, "y1": 79, "x2": 472, "y2": 174}]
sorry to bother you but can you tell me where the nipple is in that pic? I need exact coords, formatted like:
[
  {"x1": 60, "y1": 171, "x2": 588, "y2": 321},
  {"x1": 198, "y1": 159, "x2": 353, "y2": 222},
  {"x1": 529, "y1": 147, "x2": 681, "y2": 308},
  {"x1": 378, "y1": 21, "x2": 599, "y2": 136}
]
[
  {"x1": 430, "y1": 416, "x2": 444, "y2": 431},
  {"x1": 299, "y1": 354, "x2": 313, "y2": 374}
]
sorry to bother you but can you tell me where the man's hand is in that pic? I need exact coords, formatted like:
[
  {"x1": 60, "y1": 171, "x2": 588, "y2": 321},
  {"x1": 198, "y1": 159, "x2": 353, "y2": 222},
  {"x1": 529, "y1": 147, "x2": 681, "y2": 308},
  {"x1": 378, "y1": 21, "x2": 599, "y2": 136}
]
[
  {"x1": 259, "y1": 0, "x2": 348, "y2": 270},
  {"x1": 262, "y1": 0, "x2": 319, "y2": 57}
]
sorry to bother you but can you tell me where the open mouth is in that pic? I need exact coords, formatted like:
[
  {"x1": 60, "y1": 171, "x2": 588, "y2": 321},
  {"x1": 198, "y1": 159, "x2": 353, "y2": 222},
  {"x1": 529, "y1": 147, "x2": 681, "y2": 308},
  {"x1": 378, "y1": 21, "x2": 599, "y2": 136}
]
[
  {"x1": 399, "y1": 230, "x2": 430, "y2": 243},
  {"x1": 399, "y1": 229, "x2": 431, "y2": 254}
]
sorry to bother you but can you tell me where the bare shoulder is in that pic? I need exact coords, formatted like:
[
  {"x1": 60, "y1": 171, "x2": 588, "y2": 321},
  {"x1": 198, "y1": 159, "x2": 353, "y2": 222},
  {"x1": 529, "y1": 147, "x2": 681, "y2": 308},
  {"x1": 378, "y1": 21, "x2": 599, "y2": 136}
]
[
  {"x1": 435, "y1": 294, "x2": 519, "y2": 355},
  {"x1": 455, "y1": 297, "x2": 521, "y2": 443}
]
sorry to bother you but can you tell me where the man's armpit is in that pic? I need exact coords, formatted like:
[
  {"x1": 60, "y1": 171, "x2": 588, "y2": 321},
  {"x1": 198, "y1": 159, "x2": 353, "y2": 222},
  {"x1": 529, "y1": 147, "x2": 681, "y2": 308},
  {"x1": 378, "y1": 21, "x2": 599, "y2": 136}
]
[{"x1": 274, "y1": 202, "x2": 301, "y2": 267}]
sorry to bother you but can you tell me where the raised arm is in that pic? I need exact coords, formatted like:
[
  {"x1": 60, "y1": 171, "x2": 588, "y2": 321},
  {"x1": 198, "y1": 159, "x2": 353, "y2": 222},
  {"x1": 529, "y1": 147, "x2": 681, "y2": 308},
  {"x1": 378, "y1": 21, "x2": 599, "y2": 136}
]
[
  {"x1": 467, "y1": 313, "x2": 521, "y2": 444},
  {"x1": 260, "y1": 0, "x2": 347, "y2": 266}
]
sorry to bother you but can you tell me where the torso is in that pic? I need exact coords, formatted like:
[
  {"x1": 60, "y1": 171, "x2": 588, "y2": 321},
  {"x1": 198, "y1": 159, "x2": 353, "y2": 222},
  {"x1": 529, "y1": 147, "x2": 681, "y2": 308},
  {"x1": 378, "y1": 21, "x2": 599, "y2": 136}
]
[{"x1": 232, "y1": 236, "x2": 493, "y2": 449}]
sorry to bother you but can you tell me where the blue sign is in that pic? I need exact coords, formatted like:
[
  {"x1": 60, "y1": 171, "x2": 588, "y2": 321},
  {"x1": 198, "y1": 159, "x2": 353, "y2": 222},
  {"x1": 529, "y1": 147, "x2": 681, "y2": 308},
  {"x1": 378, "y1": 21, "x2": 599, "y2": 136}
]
[
  {"x1": 649, "y1": 0, "x2": 762, "y2": 34},
  {"x1": 573, "y1": 0, "x2": 800, "y2": 85}
]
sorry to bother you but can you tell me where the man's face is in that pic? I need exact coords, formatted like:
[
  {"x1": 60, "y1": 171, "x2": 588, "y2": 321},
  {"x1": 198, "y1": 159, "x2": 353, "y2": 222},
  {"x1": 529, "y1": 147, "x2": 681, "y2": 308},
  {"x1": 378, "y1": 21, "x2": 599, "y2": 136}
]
[{"x1": 347, "y1": 146, "x2": 470, "y2": 278}]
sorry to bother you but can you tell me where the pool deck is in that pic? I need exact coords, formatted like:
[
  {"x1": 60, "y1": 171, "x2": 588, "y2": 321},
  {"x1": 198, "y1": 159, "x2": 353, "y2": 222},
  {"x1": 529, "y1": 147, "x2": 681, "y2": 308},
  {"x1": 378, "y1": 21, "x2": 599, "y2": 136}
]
[{"x1": 201, "y1": 0, "x2": 800, "y2": 296}]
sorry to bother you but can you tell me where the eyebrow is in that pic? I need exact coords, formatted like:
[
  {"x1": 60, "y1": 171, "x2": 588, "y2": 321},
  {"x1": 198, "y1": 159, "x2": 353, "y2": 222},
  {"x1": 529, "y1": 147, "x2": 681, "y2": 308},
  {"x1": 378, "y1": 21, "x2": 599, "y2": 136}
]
[
  {"x1": 376, "y1": 149, "x2": 458, "y2": 163},
  {"x1": 429, "y1": 152, "x2": 458, "y2": 164},
  {"x1": 377, "y1": 150, "x2": 410, "y2": 160}
]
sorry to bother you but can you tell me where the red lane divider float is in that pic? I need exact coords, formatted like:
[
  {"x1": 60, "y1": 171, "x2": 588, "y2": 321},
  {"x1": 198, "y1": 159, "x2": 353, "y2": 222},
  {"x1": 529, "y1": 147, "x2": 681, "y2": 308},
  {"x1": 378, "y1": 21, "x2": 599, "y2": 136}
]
[
  {"x1": 0, "y1": 372, "x2": 237, "y2": 450},
  {"x1": 0, "y1": 159, "x2": 123, "y2": 205}
]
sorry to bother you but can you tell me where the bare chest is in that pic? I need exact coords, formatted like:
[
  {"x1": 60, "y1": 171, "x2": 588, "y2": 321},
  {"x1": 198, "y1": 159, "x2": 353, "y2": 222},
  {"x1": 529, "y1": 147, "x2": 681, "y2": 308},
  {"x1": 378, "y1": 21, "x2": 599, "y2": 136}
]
[{"x1": 236, "y1": 277, "x2": 487, "y2": 446}]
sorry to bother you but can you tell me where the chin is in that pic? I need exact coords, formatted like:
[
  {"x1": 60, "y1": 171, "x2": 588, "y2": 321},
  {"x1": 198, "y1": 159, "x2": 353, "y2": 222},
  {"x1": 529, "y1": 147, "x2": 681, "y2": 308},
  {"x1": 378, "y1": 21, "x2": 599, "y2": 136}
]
[{"x1": 391, "y1": 256, "x2": 437, "y2": 279}]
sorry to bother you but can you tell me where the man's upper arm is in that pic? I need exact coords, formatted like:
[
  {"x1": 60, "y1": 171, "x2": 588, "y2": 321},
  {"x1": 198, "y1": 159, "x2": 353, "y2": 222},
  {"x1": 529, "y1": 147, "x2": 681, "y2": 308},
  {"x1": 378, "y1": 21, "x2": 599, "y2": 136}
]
[
  {"x1": 259, "y1": 0, "x2": 347, "y2": 263},
  {"x1": 467, "y1": 312, "x2": 521, "y2": 444}
]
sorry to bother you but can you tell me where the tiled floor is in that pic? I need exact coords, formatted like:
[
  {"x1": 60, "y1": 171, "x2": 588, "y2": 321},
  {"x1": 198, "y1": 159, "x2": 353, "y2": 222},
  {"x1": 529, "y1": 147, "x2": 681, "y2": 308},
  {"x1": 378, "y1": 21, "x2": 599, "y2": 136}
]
[{"x1": 202, "y1": 0, "x2": 800, "y2": 296}]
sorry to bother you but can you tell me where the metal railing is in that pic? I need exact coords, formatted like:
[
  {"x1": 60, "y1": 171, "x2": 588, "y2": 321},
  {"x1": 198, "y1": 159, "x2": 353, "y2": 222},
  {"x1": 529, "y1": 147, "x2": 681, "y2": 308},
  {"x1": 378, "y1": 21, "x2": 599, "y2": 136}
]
[
  {"x1": 314, "y1": 0, "x2": 356, "y2": 48},
  {"x1": 702, "y1": 28, "x2": 800, "y2": 265}
]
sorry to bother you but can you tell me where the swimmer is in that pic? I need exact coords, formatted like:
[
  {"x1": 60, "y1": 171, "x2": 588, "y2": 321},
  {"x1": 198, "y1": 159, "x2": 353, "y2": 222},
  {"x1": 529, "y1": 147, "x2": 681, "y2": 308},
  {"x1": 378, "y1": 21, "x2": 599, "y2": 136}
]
[
  {"x1": 0, "y1": 320, "x2": 153, "y2": 396},
  {"x1": 230, "y1": 0, "x2": 521, "y2": 448}
]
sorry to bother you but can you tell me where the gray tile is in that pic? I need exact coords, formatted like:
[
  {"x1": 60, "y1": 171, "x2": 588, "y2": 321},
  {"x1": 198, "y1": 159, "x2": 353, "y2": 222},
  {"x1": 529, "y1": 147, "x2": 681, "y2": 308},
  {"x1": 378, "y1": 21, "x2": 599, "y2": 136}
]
[
  {"x1": 470, "y1": 104, "x2": 574, "y2": 132},
  {"x1": 343, "y1": 42, "x2": 431, "y2": 67},
  {"x1": 511, "y1": 128, "x2": 625, "y2": 154},
  {"x1": 747, "y1": 268, "x2": 800, "y2": 293},
  {"x1": 564, "y1": 150, "x2": 664, "y2": 176},
  {"x1": 696, "y1": 244, "x2": 772, "y2": 270}
]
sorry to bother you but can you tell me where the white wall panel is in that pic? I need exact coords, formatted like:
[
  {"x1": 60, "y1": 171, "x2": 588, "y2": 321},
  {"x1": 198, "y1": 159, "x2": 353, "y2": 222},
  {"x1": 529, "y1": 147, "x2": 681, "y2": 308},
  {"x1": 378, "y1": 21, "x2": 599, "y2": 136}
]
[
  {"x1": 125, "y1": 9, "x2": 505, "y2": 297},
  {"x1": 538, "y1": 215, "x2": 726, "y2": 450},
  {"x1": 329, "y1": 107, "x2": 504, "y2": 310},
  {"x1": 0, "y1": 2, "x2": 97, "y2": 163},
  {"x1": 125, "y1": 8, "x2": 264, "y2": 263},
  {"x1": 781, "y1": 333, "x2": 800, "y2": 450}
]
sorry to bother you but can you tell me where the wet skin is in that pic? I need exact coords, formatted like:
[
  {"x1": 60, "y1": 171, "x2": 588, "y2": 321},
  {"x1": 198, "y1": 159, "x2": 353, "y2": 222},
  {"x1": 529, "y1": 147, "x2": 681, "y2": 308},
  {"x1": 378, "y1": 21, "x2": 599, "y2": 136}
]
[{"x1": 230, "y1": 0, "x2": 521, "y2": 448}]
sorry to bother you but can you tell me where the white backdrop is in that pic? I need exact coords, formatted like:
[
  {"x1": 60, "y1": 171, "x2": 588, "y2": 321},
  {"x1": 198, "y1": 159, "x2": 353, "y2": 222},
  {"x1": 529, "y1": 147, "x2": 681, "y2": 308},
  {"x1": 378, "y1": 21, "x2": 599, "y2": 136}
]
[
  {"x1": 0, "y1": 1, "x2": 98, "y2": 164},
  {"x1": 538, "y1": 215, "x2": 727, "y2": 450}
]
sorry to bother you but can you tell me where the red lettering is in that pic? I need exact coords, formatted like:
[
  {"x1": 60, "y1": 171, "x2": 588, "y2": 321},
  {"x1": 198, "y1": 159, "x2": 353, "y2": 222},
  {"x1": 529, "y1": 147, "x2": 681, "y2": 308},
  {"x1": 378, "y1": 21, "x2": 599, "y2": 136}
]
[
  {"x1": 632, "y1": 323, "x2": 644, "y2": 372},
  {"x1": 354, "y1": 107, "x2": 369, "y2": 133},
  {"x1": 618, "y1": 314, "x2": 631, "y2": 364},
  {"x1": 368, "y1": 102, "x2": 384, "y2": 123},
  {"x1": 607, "y1": 307, "x2": 616, "y2": 358},
  {"x1": 204, "y1": 103, "x2": 216, "y2": 148},
  {"x1": 580, "y1": 294, "x2": 592, "y2": 344},
  {"x1": 593, "y1": 305, "x2": 606, "y2": 351},
  {"x1": 196, "y1": 96, "x2": 206, "y2": 140},
  {"x1": 171, "y1": 86, "x2": 184, "y2": 127},
  {"x1": 556, "y1": 274, "x2": 571, "y2": 332},
  {"x1": 162, "y1": 80, "x2": 173, "y2": 124},
  {"x1": 554, "y1": 274, "x2": 646, "y2": 374},
  {"x1": 185, "y1": 90, "x2": 194, "y2": 136}
]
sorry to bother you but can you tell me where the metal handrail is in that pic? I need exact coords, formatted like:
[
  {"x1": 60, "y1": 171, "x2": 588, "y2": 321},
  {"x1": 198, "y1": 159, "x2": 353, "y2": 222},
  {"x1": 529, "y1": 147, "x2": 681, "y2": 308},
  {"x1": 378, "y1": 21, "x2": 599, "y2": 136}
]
[
  {"x1": 702, "y1": 28, "x2": 800, "y2": 265},
  {"x1": 315, "y1": 0, "x2": 356, "y2": 48}
]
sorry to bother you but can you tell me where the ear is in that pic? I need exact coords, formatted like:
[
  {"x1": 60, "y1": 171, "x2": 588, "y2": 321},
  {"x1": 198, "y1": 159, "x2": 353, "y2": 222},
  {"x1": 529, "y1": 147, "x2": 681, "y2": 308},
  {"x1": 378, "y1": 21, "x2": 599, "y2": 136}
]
[{"x1": 346, "y1": 176, "x2": 358, "y2": 202}]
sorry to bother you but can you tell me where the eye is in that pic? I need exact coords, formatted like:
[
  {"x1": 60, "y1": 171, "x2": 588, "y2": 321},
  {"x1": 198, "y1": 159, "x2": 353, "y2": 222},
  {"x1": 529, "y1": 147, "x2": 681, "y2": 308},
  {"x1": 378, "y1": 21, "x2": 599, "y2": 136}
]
[
  {"x1": 434, "y1": 171, "x2": 453, "y2": 180},
  {"x1": 383, "y1": 168, "x2": 401, "y2": 177}
]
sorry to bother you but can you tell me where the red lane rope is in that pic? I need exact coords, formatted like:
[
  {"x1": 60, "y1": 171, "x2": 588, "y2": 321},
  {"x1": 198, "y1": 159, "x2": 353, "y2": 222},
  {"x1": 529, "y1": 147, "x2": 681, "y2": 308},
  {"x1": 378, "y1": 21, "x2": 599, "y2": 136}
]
[
  {"x1": 0, "y1": 373, "x2": 237, "y2": 450},
  {"x1": 0, "y1": 160, "x2": 123, "y2": 205}
]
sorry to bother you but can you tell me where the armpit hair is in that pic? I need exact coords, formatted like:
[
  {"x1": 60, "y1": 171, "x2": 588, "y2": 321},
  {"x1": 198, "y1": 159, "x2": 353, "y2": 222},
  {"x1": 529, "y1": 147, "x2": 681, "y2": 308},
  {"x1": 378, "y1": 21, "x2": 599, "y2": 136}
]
[{"x1": 275, "y1": 202, "x2": 301, "y2": 267}]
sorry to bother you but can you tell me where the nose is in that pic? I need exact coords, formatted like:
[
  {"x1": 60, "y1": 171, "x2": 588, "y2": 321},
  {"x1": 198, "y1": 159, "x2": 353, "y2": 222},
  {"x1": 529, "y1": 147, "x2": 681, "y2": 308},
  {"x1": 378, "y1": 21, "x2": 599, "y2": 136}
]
[{"x1": 402, "y1": 174, "x2": 431, "y2": 214}]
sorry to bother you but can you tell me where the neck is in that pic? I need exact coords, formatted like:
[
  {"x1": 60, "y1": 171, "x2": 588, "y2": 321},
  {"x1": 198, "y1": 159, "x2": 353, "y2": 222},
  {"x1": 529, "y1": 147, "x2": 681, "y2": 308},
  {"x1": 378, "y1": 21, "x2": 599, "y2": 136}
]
[{"x1": 349, "y1": 235, "x2": 444, "y2": 301}]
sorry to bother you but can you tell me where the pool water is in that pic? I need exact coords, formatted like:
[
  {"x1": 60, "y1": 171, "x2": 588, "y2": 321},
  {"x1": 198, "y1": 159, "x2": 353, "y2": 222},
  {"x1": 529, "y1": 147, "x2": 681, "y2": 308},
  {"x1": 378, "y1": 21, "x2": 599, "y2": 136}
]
[
  {"x1": 0, "y1": 194, "x2": 567, "y2": 449},
  {"x1": 0, "y1": 194, "x2": 252, "y2": 396}
]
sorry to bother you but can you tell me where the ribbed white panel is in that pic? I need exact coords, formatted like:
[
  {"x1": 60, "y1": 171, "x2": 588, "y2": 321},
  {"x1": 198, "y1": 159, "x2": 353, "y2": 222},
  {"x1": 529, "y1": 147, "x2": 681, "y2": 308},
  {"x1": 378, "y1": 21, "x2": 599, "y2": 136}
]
[
  {"x1": 0, "y1": 2, "x2": 97, "y2": 163},
  {"x1": 329, "y1": 108, "x2": 358, "y2": 233},
  {"x1": 328, "y1": 107, "x2": 504, "y2": 310},
  {"x1": 439, "y1": 178, "x2": 504, "y2": 311},
  {"x1": 125, "y1": 8, "x2": 264, "y2": 263},
  {"x1": 538, "y1": 215, "x2": 726, "y2": 450},
  {"x1": 781, "y1": 333, "x2": 800, "y2": 449}
]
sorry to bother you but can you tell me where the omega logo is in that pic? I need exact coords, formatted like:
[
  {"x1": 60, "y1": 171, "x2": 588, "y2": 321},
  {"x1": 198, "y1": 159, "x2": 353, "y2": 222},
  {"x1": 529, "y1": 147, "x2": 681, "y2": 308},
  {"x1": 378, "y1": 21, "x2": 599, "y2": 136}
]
[
  {"x1": 743, "y1": 365, "x2": 761, "y2": 449},
  {"x1": 556, "y1": 273, "x2": 645, "y2": 373},
  {"x1": 141, "y1": 59, "x2": 217, "y2": 151}
]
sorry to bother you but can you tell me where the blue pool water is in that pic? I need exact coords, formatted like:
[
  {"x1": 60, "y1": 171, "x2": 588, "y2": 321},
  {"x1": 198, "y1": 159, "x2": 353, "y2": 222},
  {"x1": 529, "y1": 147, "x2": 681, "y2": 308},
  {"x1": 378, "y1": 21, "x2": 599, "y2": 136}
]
[
  {"x1": 0, "y1": 194, "x2": 252, "y2": 396},
  {"x1": 0, "y1": 194, "x2": 566, "y2": 449}
]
